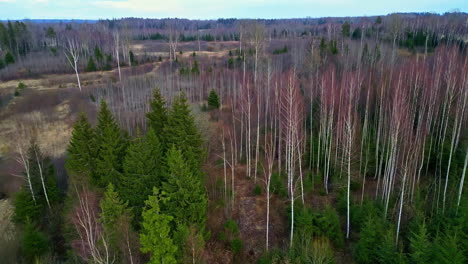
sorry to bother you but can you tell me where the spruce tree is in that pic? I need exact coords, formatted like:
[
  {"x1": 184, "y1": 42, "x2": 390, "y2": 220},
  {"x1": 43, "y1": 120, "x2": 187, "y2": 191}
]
[
  {"x1": 86, "y1": 56, "x2": 97, "y2": 72},
  {"x1": 146, "y1": 89, "x2": 167, "y2": 140},
  {"x1": 120, "y1": 128, "x2": 163, "y2": 219},
  {"x1": 4, "y1": 51, "x2": 14, "y2": 64},
  {"x1": 95, "y1": 100, "x2": 127, "y2": 187},
  {"x1": 164, "y1": 93, "x2": 204, "y2": 173},
  {"x1": 13, "y1": 188, "x2": 42, "y2": 224},
  {"x1": 100, "y1": 183, "x2": 132, "y2": 260},
  {"x1": 162, "y1": 146, "x2": 207, "y2": 229},
  {"x1": 140, "y1": 188, "x2": 177, "y2": 264},
  {"x1": 21, "y1": 221, "x2": 49, "y2": 262},
  {"x1": 207, "y1": 89, "x2": 220, "y2": 109},
  {"x1": 409, "y1": 221, "x2": 432, "y2": 264},
  {"x1": 66, "y1": 112, "x2": 96, "y2": 182}
]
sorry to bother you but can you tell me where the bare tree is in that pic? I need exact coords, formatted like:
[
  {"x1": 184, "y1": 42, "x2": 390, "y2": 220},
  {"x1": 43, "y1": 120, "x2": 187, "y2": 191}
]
[{"x1": 64, "y1": 38, "x2": 82, "y2": 91}]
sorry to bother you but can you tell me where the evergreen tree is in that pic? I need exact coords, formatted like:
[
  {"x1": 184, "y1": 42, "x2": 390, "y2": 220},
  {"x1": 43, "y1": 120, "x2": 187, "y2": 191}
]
[
  {"x1": 66, "y1": 112, "x2": 96, "y2": 182},
  {"x1": 21, "y1": 221, "x2": 49, "y2": 262},
  {"x1": 146, "y1": 89, "x2": 168, "y2": 139},
  {"x1": 341, "y1": 22, "x2": 351, "y2": 37},
  {"x1": 191, "y1": 60, "x2": 200, "y2": 74},
  {"x1": 13, "y1": 188, "x2": 42, "y2": 224},
  {"x1": 4, "y1": 51, "x2": 14, "y2": 64},
  {"x1": 0, "y1": 58, "x2": 4, "y2": 69},
  {"x1": 376, "y1": 16, "x2": 382, "y2": 24},
  {"x1": 409, "y1": 221, "x2": 432, "y2": 264},
  {"x1": 94, "y1": 45, "x2": 103, "y2": 68},
  {"x1": 86, "y1": 56, "x2": 97, "y2": 72},
  {"x1": 207, "y1": 89, "x2": 220, "y2": 109},
  {"x1": 120, "y1": 128, "x2": 163, "y2": 219},
  {"x1": 95, "y1": 101, "x2": 127, "y2": 187},
  {"x1": 354, "y1": 215, "x2": 382, "y2": 264},
  {"x1": 100, "y1": 183, "x2": 132, "y2": 260},
  {"x1": 377, "y1": 228, "x2": 406, "y2": 264},
  {"x1": 129, "y1": 50, "x2": 137, "y2": 66},
  {"x1": 140, "y1": 188, "x2": 177, "y2": 264},
  {"x1": 433, "y1": 231, "x2": 465, "y2": 264},
  {"x1": 162, "y1": 146, "x2": 207, "y2": 229},
  {"x1": 164, "y1": 93, "x2": 204, "y2": 173}
]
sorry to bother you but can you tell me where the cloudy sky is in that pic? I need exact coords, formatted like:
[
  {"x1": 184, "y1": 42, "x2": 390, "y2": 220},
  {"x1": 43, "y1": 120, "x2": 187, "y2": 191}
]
[{"x1": 0, "y1": 0, "x2": 466, "y2": 20}]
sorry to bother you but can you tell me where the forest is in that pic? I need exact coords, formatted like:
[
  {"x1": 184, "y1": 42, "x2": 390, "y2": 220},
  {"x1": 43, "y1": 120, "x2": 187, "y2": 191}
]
[{"x1": 0, "y1": 11, "x2": 467, "y2": 264}]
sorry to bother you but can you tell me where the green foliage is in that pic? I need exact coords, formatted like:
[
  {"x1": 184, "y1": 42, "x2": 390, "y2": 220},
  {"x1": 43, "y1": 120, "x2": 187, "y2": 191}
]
[
  {"x1": 4, "y1": 51, "x2": 14, "y2": 64},
  {"x1": 253, "y1": 184, "x2": 262, "y2": 196},
  {"x1": 329, "y1": 40, "x2": 338, "y2": 54},
  {"x1": 433, "y1": 231, "x2": 466, "y2": 264},
  {"x1": 0, "y1": 58, "x2": 4, "y2": 69},
  {"x1": 120, "y1": 128, "x2": 163, "y2": 220},
  {"x1": 191, "y1": 60, "x2": 200, "y2": 74},
  {"x1": 162, "y1": 146, "x2": 207, "y2": 229},
  {"x1": 376, "y1": 16, "x2": 382, "y2": 24},
  {"x1": 207, "y1": 89, "x2": 220, "y2": 109},
  {"x1": 354, "y1": 214, "x2": 384, "y2": 264},
  {"x1": 292, "y1": 205, "x2": 344, "y2": 249},
  {"x1": 129, "y1": 50, "x2": 137, "y2": 66},
  {"x1": 140, "y1": 188, "x2": 177, "y2": 264},
  {"x1": 104, "y1": 53, "x2": 112, "y2": 70},
  {"x1": 146, "y1": 89, "x2": 168, "y2": 140},
  {"x1": 271, "y1": 172, "x2": 287, "y2": 197},
  {"x1": 21, "y1": 221, "x2": 49, "y2": 261},
  {"x1": 230, "y1": 237, "x2": 243, "y2": 254},
  {"x1": 409, "y1": 221, "x2": 432, "y2": 264},
  {"x1": 164, "y1": 93, "x2": 204, "y2": 172},
  {"x1": 86, "y1": 56, "x2": 97, "y2": 72},
  {"x1": 377, "y1": 228, "x2": 406, "y2": 264},
  {"x1": 352, "y1": 27, "x2": 362, "y2": 39},
  {"x1": 100, "y1": 183, "x2": 132, "y2": 260},
  {"x1": 94, "y1": 45, "x2": 103, "y2": 65},
  {"x1": 13, "y1": 189, "x2": 42, "y2": 224},
  {"x1": 273, "y1": 45, "x2": 288, "y2": 54},
  {"x1": 94, "y1": 100, "x2": 127, "y2": 187},
  {"x1": 66, "y1": 112, "x2": 96, "y2": 181},
  {"x1": 341, "y1": 22, "x2": 351, "y2": 37}
]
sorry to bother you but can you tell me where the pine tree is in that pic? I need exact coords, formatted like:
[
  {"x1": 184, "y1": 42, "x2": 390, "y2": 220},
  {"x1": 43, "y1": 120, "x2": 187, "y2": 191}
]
[
  {"x1": 86, "y1": 56, "x2": 97, "y2": 72},
  {"x1": 0, "y1": 58, "x2": 4, "y2": 69},
  {"x1": 95, "y1": 100, "x2": 127, "y2": 187},
  {"x1": 140, "y1": 188, "x2": 177, "y2": 264},
  {"x1": 164, "y1": 93, "x2": 204, "y2": 173},
  {"x1": 162, "y1": 146, "x2": 207, "y2": 229},
  {"x1": 146, "y1": 89, "x2": 168, "y2": 140},
  {"x1": 66, "y1": 112, "x2": 96, "y2": 182},
  {"x1": 120, "y1": 128, "x2": 163, "y2": 219},
  {"x1": 207, "y1": 89, "x2": 220, "y2": 109},
  {"x1": 409, "y1": 221, "x2": 432, "y2": 264}
]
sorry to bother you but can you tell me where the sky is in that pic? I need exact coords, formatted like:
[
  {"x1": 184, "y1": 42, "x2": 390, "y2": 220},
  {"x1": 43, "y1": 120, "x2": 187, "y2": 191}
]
[{"x1": 0, "y1": 0, "x2": 466, "y2": 20}]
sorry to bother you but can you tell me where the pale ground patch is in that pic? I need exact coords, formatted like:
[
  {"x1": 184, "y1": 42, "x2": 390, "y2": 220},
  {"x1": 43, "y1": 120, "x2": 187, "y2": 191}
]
[
  {"x1": 0, "y1": 105, "x2": 73, "y2": 158},
  {"x1": 0, "y1": 199, "x2": 16, "y2": 242}
]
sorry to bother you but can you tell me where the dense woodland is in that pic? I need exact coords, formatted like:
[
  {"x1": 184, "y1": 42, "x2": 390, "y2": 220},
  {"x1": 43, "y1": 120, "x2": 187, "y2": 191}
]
[{"x1": 0, "y1": 12, "x2": 467, "y2": 264}]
